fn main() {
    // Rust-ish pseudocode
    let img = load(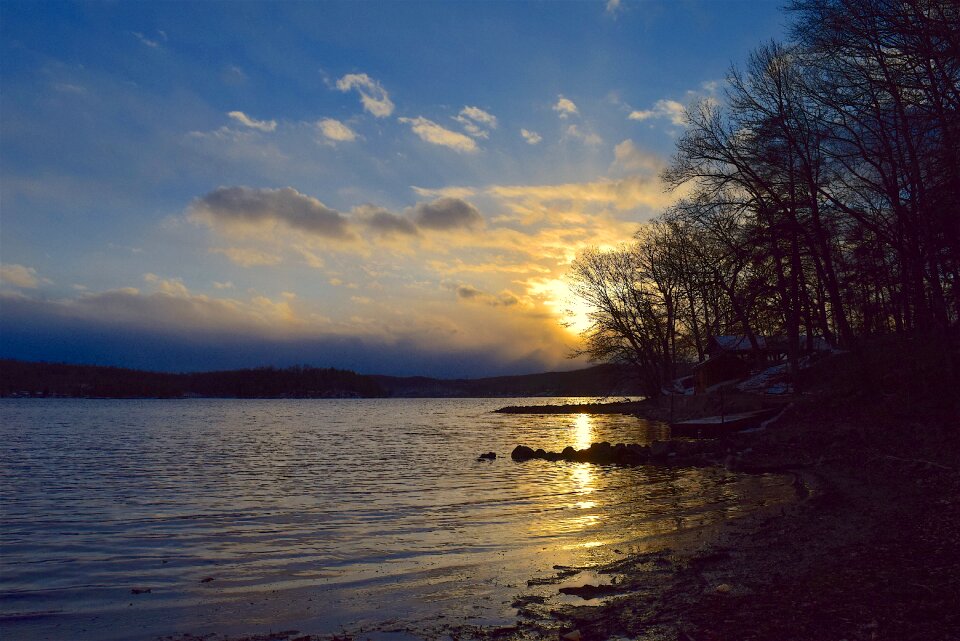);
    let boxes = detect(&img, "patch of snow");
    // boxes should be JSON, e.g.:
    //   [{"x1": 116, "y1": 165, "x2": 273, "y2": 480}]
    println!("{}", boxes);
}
[{"x1": 736, "y1": 363, "x2": 788, "y2": 392}]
